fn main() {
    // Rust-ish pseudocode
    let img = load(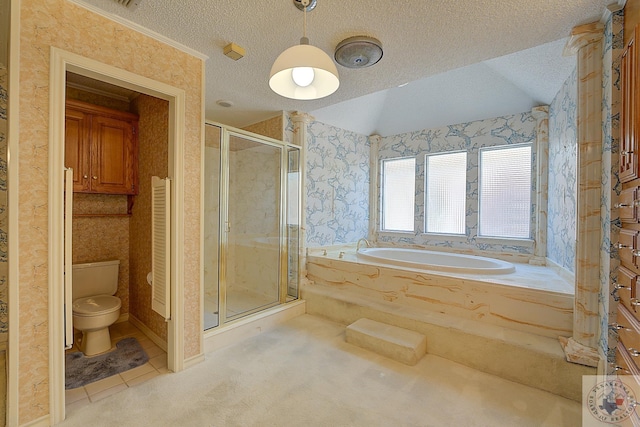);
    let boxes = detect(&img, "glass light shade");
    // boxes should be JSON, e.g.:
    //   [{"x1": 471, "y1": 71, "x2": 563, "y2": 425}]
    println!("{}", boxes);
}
[{"x1": 269, "y1": 44, "x2": 339, "y2": 100}]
